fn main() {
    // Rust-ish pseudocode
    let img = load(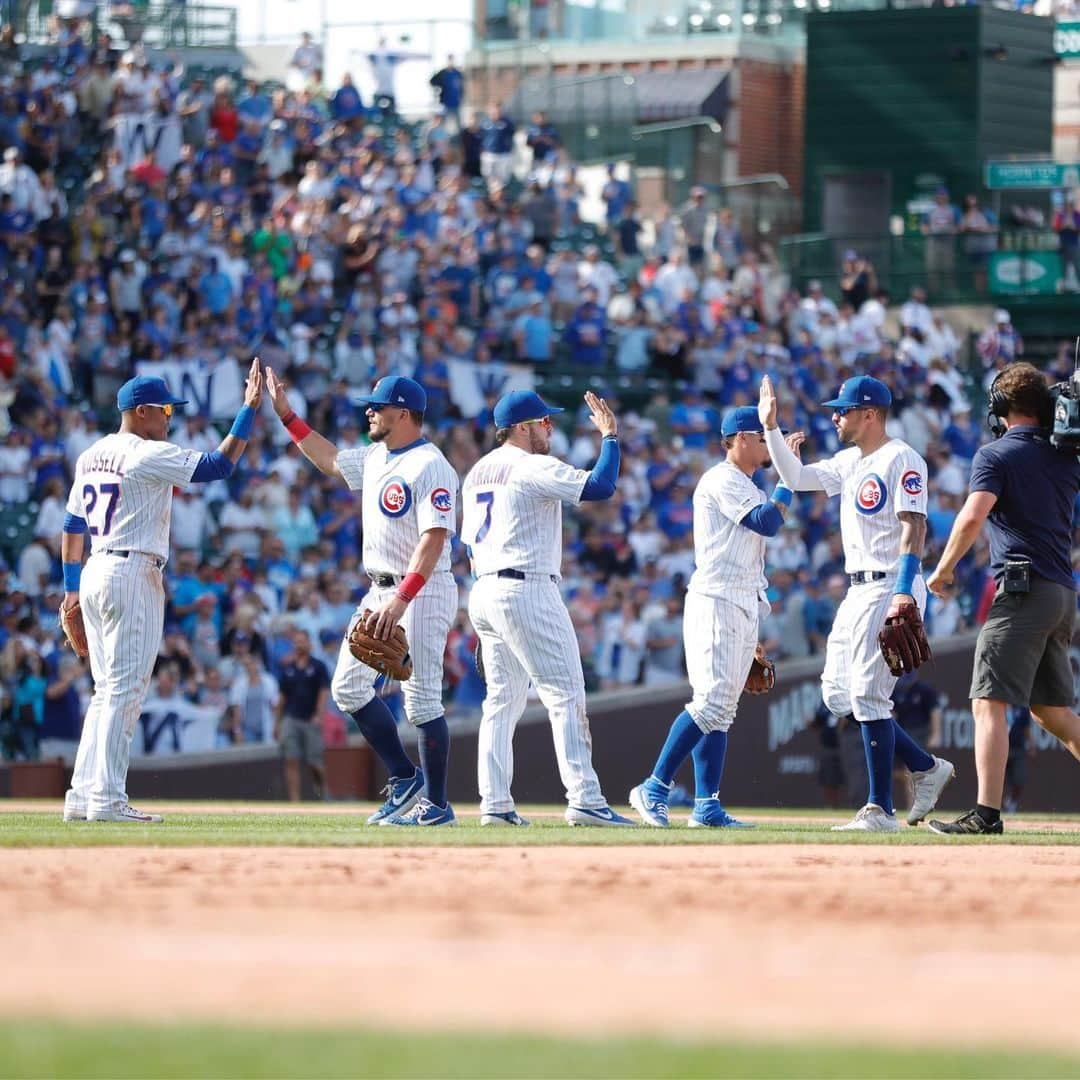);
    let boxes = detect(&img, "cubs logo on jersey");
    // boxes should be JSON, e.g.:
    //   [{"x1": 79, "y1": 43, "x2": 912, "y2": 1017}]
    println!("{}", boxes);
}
[
  {"x1": 901, "y1": 469, "x2": 923, "y2": 496},
  {"x1": 430, "y1": 487, "x2": 452, "y2": 513},
  {"x1": 379, "y1": 476, "x2": 412, "y2": 517},
  {"x1": 855, "y1": 474, "x2": 887, "y2": 515}
]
